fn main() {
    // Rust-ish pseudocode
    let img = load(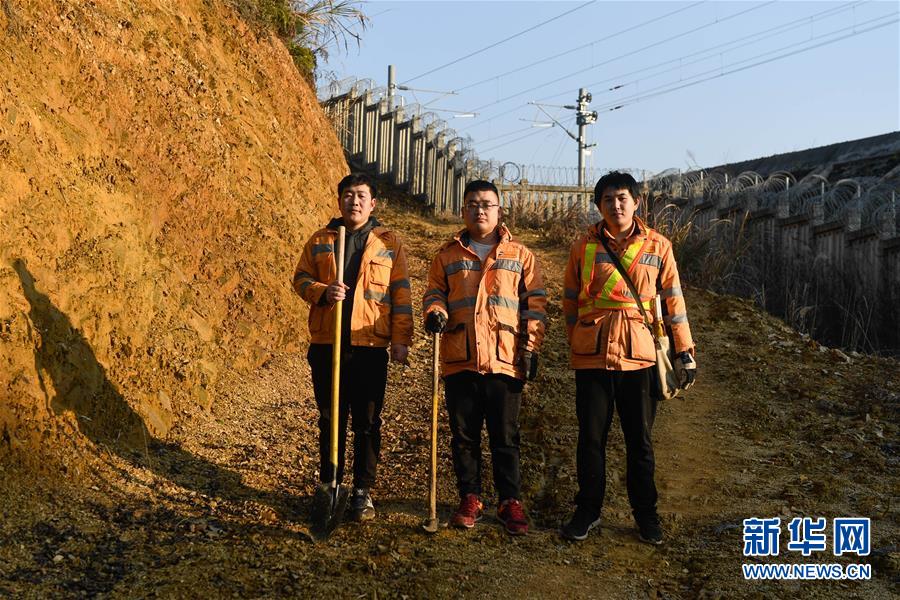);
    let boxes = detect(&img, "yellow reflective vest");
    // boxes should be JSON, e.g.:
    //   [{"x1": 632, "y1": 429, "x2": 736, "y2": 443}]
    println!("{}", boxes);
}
[{"x1": 563, "y1": 217, "x2": 694, "y2": 371}]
